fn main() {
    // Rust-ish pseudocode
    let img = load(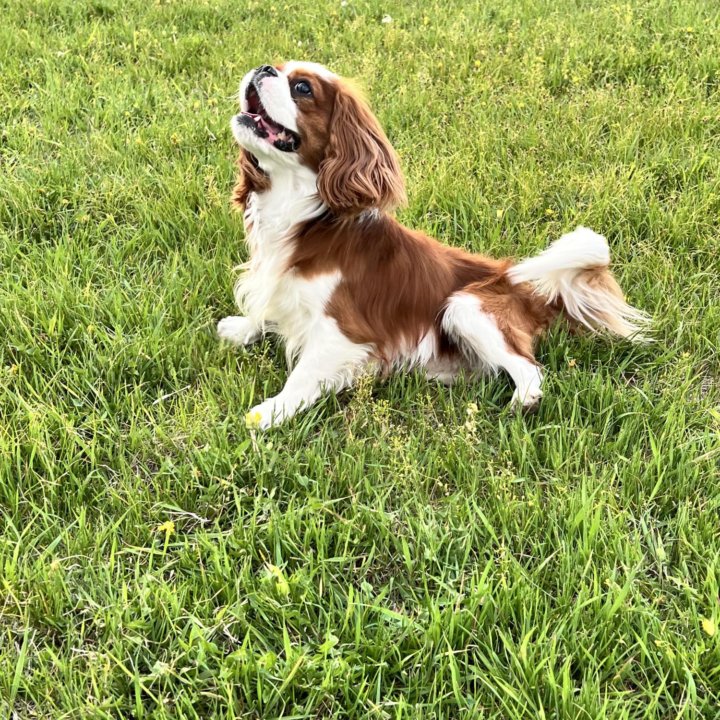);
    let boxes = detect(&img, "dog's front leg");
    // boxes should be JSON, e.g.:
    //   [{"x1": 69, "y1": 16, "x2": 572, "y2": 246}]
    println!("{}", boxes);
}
[
  {"x1": 217, "y1": 316, "x2": 263, "y2": 346},
  {"x1": 247, "y1": 320, "x2": 370, "y2": 429}
]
